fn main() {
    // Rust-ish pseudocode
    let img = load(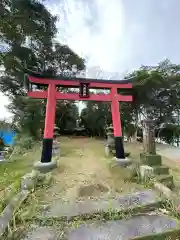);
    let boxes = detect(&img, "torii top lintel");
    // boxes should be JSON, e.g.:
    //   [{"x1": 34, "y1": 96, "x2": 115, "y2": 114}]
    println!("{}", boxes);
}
[
  {"x1": 25, "y1": 69, "x2": 133, "y2": 102},
  {"x1": 25, "y1": 69, "x2": 133, "y2": 89}
]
